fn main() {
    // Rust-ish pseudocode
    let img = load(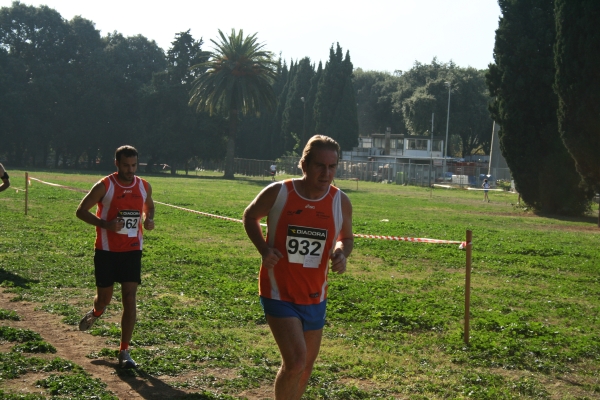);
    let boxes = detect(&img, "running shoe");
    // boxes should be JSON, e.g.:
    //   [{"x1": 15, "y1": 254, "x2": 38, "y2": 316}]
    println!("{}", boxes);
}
[
  {"x1": 118, "y1": 349, "x2": 138, "y2": 369},
  {"x1": 78, "y1": 307, "x2": 105, "y2": 331}
]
